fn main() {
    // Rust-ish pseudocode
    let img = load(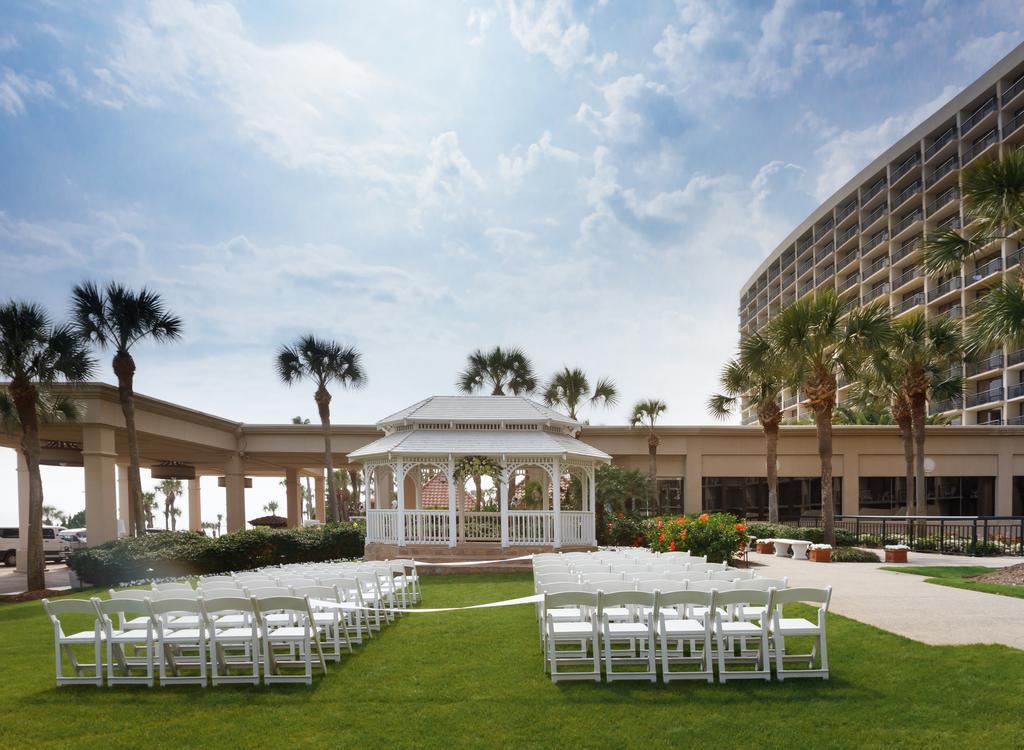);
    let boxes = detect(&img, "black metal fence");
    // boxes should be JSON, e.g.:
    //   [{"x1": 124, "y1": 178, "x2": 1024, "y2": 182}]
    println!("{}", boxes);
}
[{"x1": 805, "y1": 515, "x2": 1024, "y2": 557}]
